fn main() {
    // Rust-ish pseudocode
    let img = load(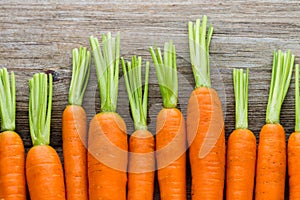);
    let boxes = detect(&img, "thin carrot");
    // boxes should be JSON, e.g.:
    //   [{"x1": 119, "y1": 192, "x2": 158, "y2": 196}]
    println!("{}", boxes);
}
[
  {"x1": 150, "y1": 41, "x2": 186, "y2": 200},
  {"x1": 187, "y1": 16, "x2": 225, "y2": 199},
  {"x1": 89, "y1": 32, "x2": 128, "y2": 200},
  {"x1": 63, "y1": 47, "x2": 90, "y2": 200},
  {"x1": 288, "y1": 64, "x2": 300, "y2": 200},
  {"x1": 0, "y1": 68, "x2": 26, "y2": 200},
  {"x1": 122, "y1": 55, "x2": 155, "y2": 200},
  {"x1": 255, "y1": 50, "x2": 294, "y2": 199},
  {"x1": 226, "y1": 68, "x2": 256, "y2": 199},
  {"x1": 26, "y1": 73, "x2": 66, "y2": 200}
]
